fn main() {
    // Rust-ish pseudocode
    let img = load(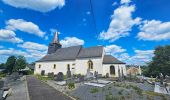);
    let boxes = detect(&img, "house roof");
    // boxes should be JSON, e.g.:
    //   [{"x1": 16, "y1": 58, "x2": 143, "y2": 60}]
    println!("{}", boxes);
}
[
  {"x1": 37, "y1": 45, "x2": 104, "y2": 62},
  {"x1": 77, "y1": 46, "x2": 103, "y2": 58},
  {"x1": 103, "y1": 55, "x2": 125, "y2": 64}
]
